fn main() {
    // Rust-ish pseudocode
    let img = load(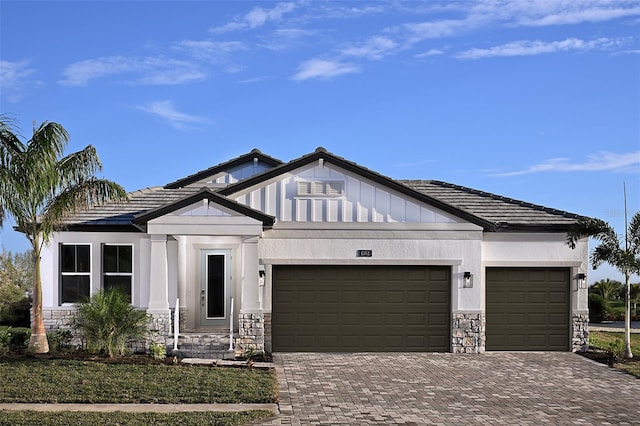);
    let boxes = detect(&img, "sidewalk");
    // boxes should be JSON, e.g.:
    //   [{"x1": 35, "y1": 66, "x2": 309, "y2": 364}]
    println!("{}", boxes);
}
[{"x1": 589, "y1": 321, "x2": 640, "y2": 333}]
